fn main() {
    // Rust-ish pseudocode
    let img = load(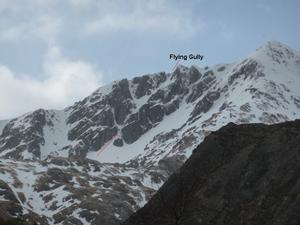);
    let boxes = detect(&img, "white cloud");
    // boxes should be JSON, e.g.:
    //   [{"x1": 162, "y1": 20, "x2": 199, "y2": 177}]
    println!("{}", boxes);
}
[
  {"x1": 0, "y1": 15, "x2": 61, "y2": 42},
  {"x1": 85, "y1": 11, "x2": 197, "y2": 37},
  {"x1": 0, "y1": 45, "x2": 103, "y2": 119},
  {"x1": 0, "y1": 0, "x2": 62, "y2": 42},
  {"x1": 83, "y1": 0, "x2": 203, "y2": 38},
  {"x1": 0, "y1": 0, "x2": 202, "y2": 41}
]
